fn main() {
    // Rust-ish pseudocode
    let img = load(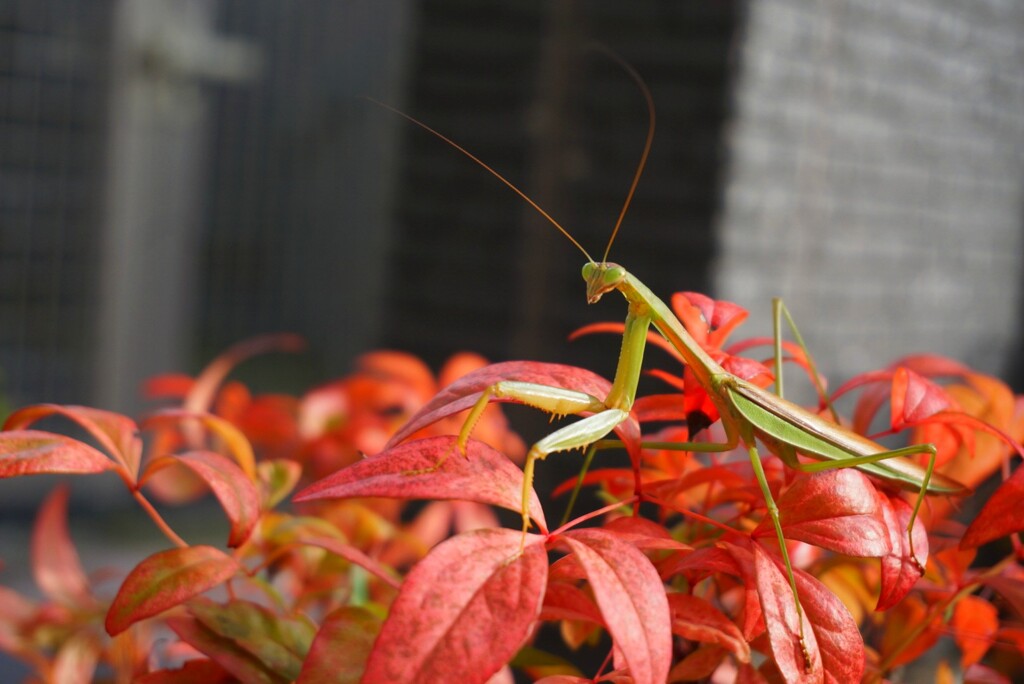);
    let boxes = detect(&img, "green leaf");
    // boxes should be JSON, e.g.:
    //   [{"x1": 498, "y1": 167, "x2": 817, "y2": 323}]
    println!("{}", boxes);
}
[{"x1": 187, "y1": 597, "x2": 315, "y2": 682}]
